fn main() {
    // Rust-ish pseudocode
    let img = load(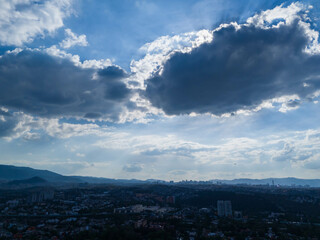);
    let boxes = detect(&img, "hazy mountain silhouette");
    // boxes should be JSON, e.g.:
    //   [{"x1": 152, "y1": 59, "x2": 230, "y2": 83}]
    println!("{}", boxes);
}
[
  {"x1": 1, "y1": 164, "x2": 320, "y2": 187},
  {"x1": 0, "y1": 164, "x2": 144, "y2": 185},
  {"x1": 0, "y1": 164, "x2": 80, "y2": 183},
  {"x1": 7, "y1": 176, "x2": 47, "y2": 185}
]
